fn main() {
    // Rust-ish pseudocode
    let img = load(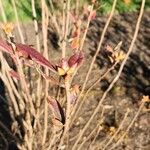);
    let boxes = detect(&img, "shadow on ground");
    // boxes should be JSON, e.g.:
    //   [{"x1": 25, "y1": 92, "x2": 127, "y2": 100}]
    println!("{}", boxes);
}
[{"x1": 87, "y1": 11, "x2": 150, "y2": 101}]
